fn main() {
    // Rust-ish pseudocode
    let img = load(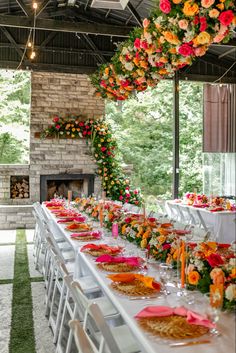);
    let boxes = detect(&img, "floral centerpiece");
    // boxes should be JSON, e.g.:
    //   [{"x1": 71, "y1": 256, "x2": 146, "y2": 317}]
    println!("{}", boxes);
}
[
  {"x1": 185, "y1": 192, "x2": 196, "y2": 205},
  {"x1": 40, "y1": 115, "x2": 142, "y2": 206},
  {"x1": 187, "y1": 241, "x2": 236, "y2": 310}
]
